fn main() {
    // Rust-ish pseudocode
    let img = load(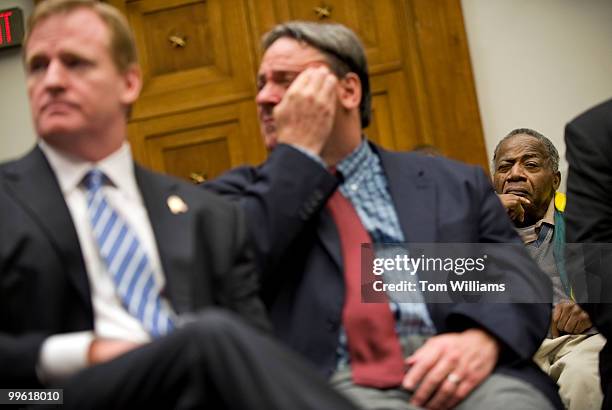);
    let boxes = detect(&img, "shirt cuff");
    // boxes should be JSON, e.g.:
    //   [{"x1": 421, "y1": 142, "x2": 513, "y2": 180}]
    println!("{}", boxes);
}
[
  {"x1": 37, "y1": 331, "x2": 94, "y2": 385},
  {"x1": 288, "y1": 144, "x2": 327, "y2": 168}
]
